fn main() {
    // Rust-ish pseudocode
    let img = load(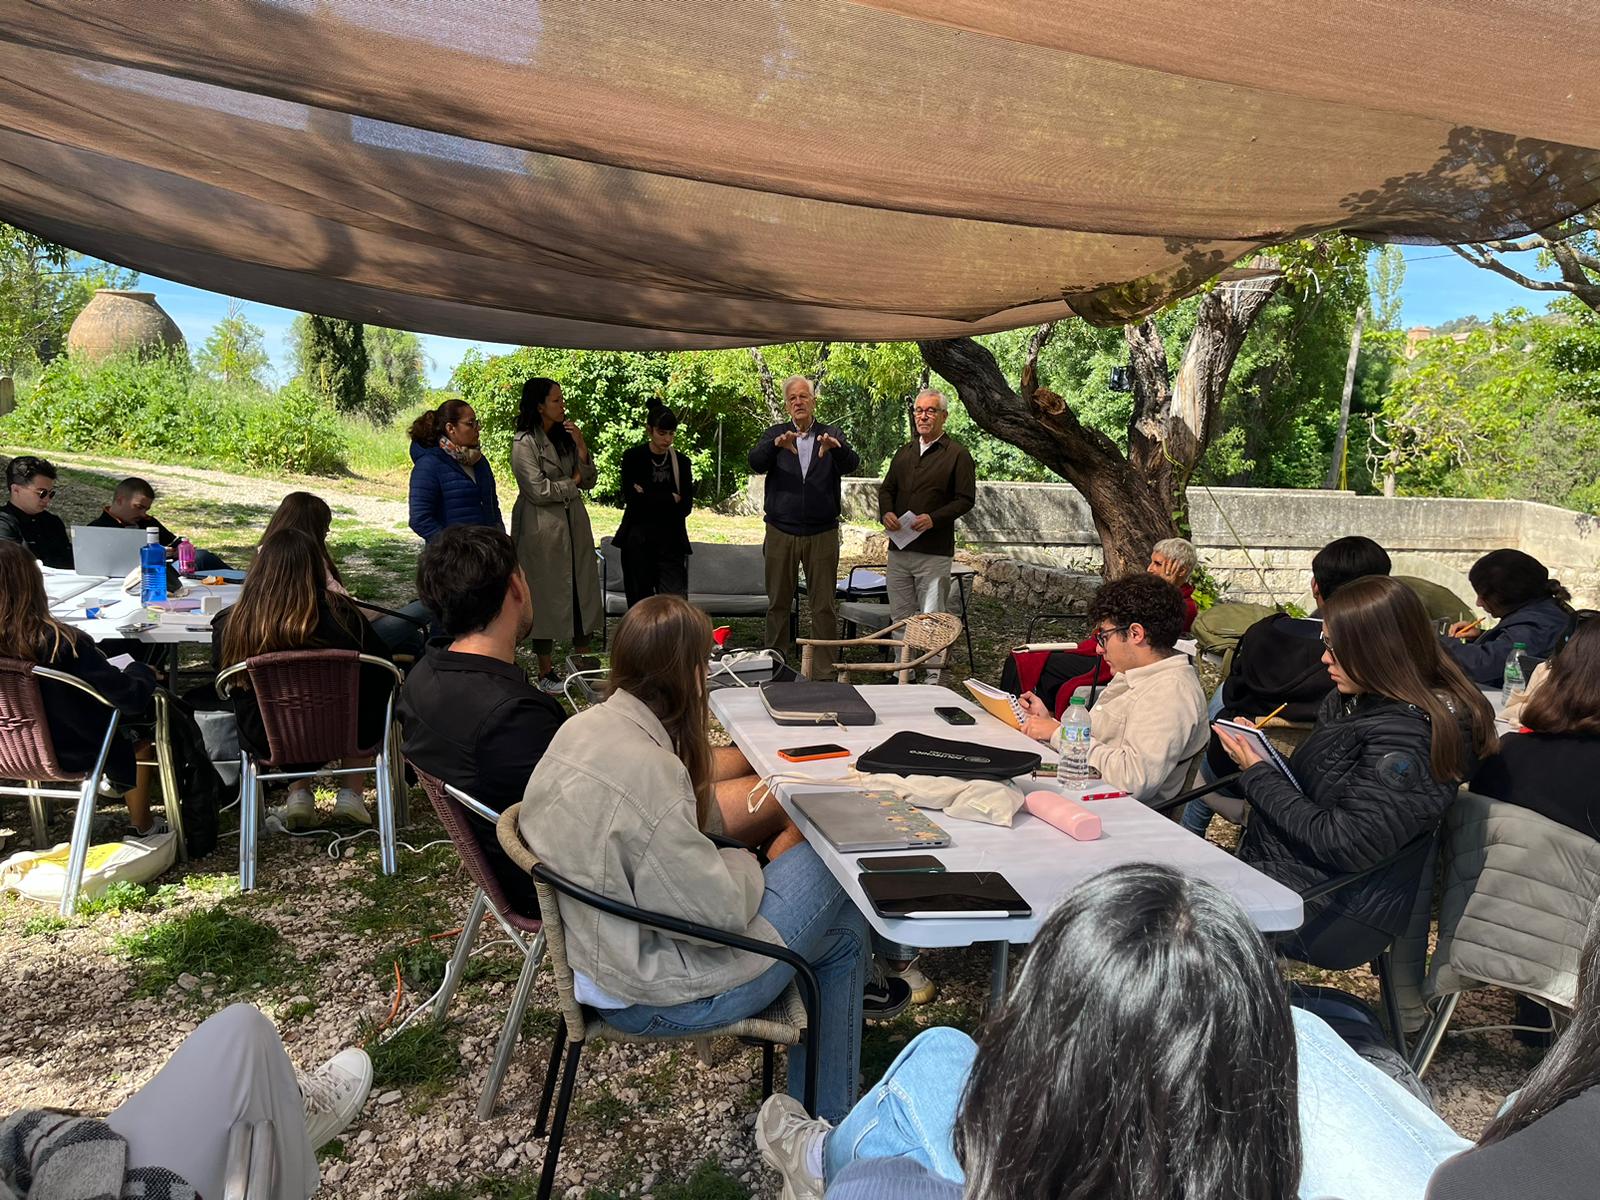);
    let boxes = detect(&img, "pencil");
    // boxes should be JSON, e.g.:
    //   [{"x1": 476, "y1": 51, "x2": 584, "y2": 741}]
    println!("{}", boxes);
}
[
  {"x1": 1458, "y1": 617, "x2": 1484, "y2": 635},
  {"x1": 1259, "y1": 702, "x2": 1288, "y2": 726}
]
